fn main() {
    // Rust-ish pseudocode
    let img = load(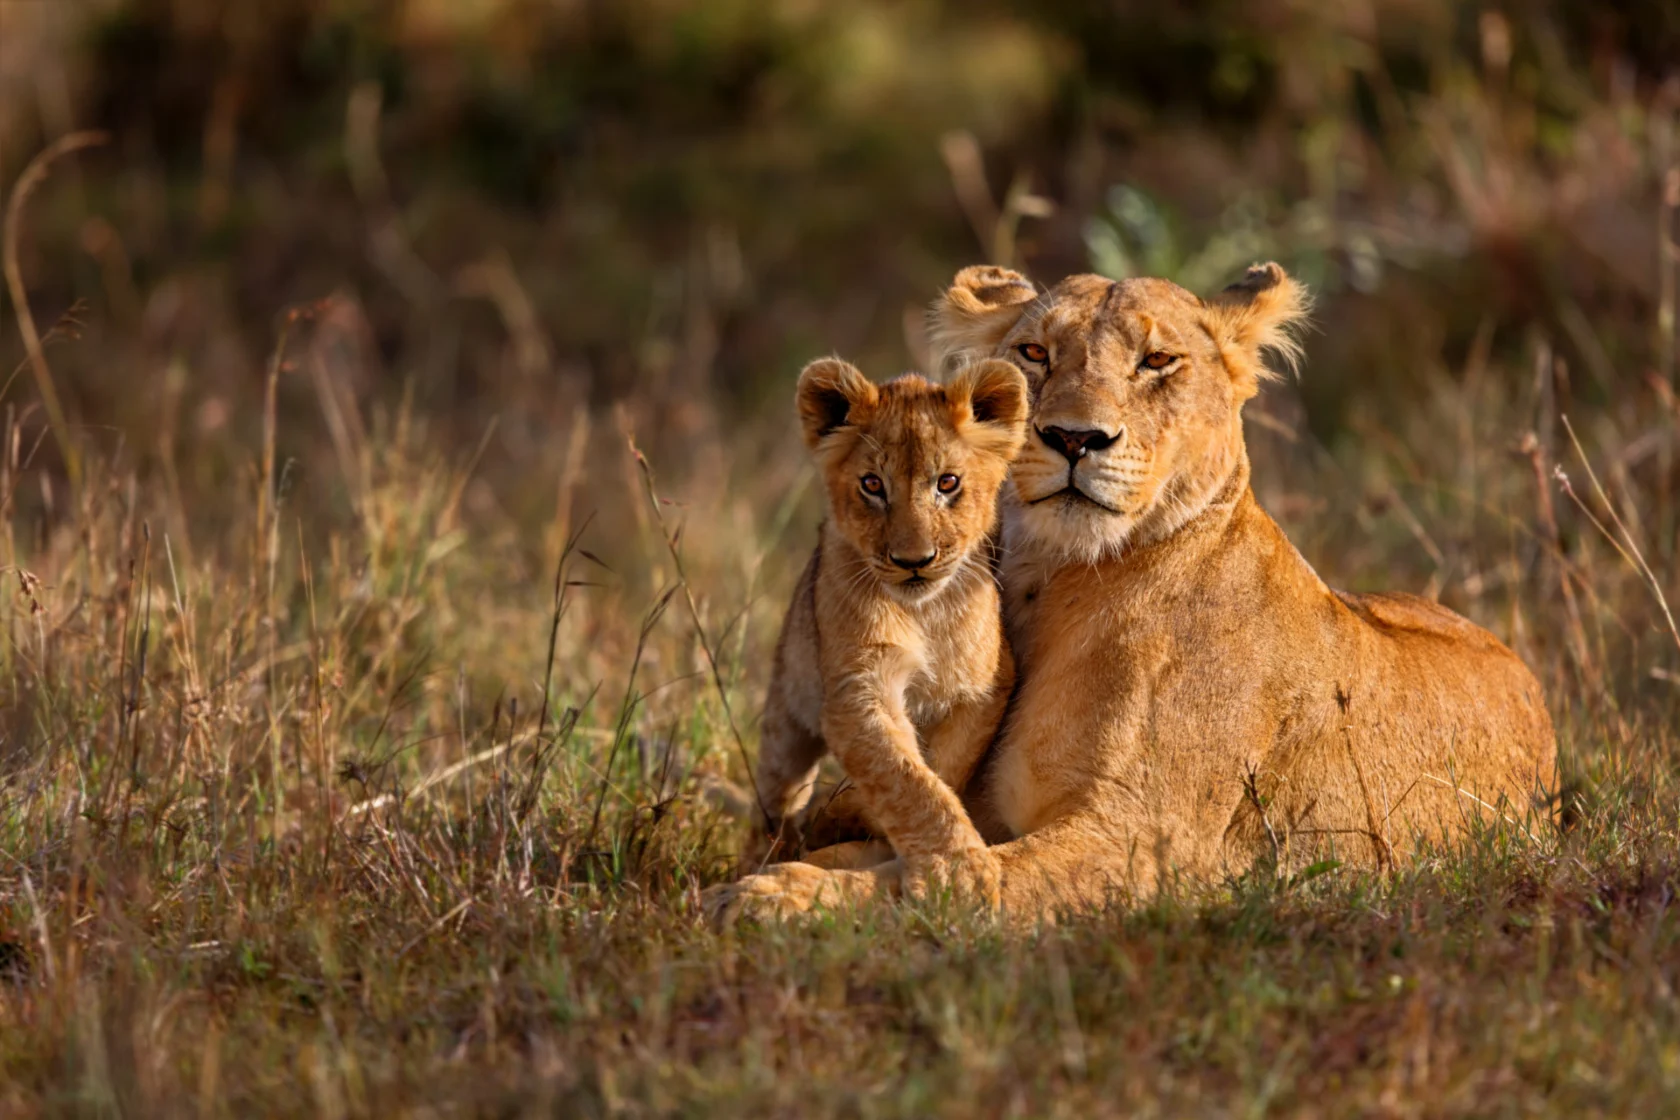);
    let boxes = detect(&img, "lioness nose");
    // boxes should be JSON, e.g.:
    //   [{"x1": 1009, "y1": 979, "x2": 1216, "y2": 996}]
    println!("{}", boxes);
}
[
  {"x1": 889, "y1": 552, "x2": 937, "y2": 571},
  {"x1": 1039, "y1": 426, "x2": 1115, "y2": 463}
]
